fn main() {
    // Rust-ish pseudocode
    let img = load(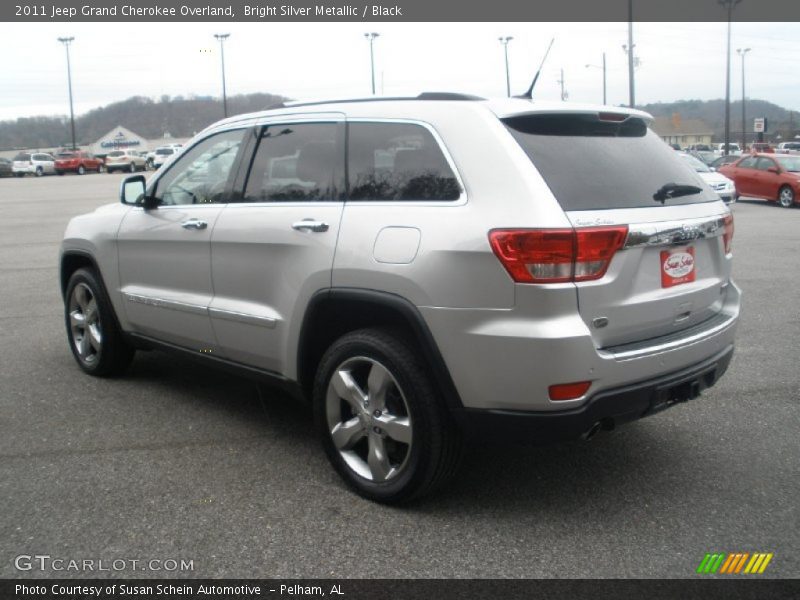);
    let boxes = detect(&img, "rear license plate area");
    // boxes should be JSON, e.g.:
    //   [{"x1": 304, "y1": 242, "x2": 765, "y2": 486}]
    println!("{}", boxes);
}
[{"x1": 661, "y1": 245, "x2": 696, "y2": 288}]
